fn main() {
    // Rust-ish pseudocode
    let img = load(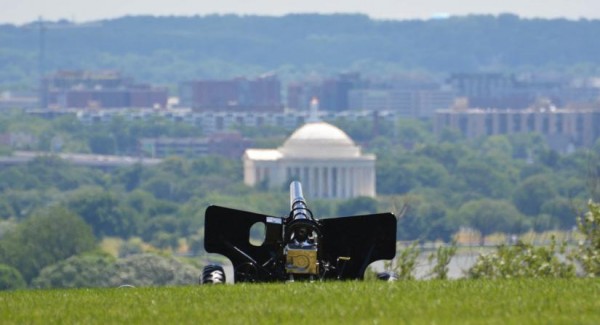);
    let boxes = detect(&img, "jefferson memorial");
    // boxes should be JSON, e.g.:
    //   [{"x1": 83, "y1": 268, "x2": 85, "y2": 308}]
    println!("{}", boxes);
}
[{"x1": 243, "y1": 99, "x2": 376, "y2": 199}]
